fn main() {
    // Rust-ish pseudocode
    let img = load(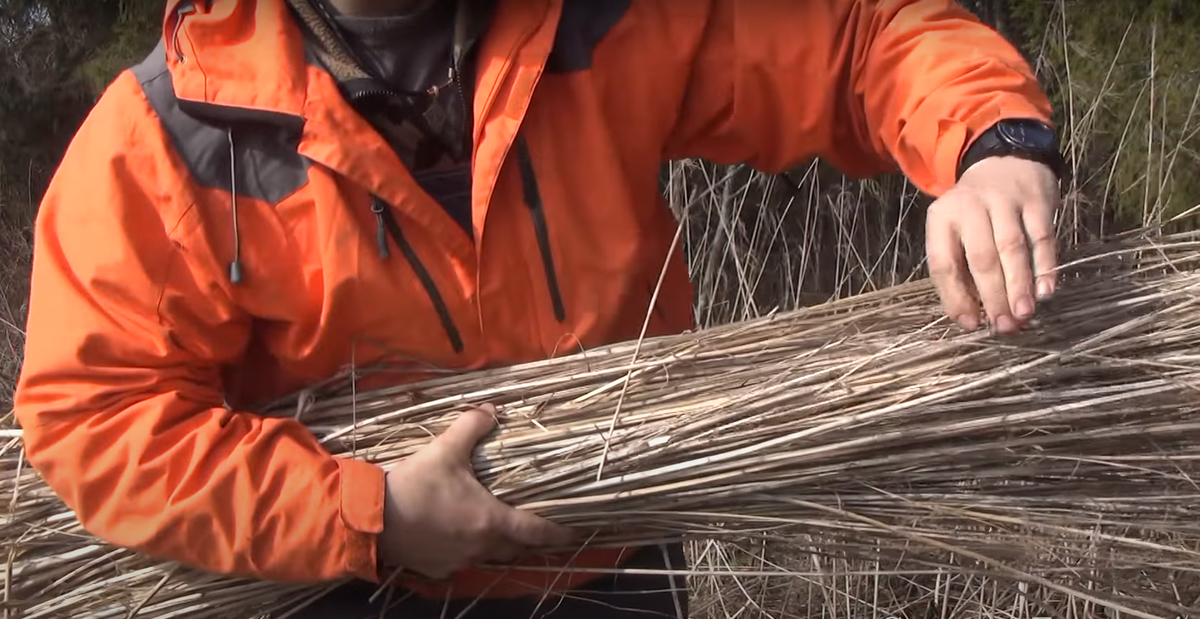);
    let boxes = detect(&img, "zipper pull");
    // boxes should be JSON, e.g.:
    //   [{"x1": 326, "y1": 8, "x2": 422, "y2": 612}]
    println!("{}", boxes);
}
[
  {"x1": 370, "y1": 198, "x2": 391, "y2": 259},
  {"x1": 171, "y1": 1, "x2": 197, "y2": 63}
]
